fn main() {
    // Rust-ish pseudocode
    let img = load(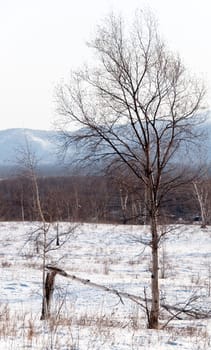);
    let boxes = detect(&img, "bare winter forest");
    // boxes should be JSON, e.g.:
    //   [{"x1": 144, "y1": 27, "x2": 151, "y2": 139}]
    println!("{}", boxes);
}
[{"x1": 0, "y1": 173, "x2": 209, "y2": 224}]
